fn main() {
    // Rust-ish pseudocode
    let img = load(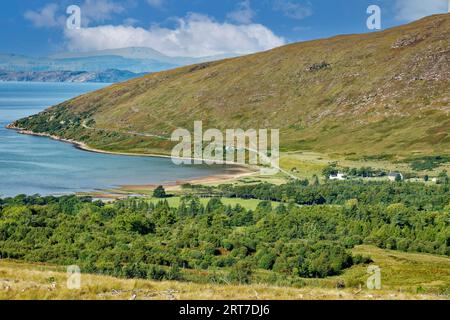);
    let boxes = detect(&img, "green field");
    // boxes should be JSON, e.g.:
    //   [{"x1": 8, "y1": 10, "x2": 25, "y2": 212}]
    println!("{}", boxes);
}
[{"x1": 147, "y1": 196, "x2": 281, "y2": 211}]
